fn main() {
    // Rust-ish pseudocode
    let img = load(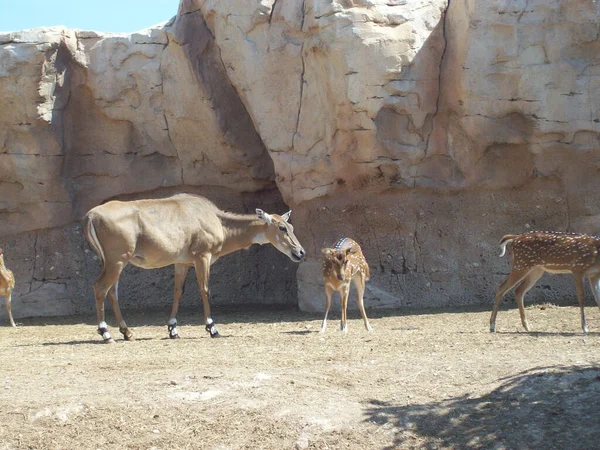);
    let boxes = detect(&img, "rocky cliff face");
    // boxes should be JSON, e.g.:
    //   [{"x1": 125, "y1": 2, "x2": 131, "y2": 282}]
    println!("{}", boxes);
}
[
  {"x1": 0, "y1": 17, "x2": 294, "y2": 319},
  {"x1": 1, "y1": 0, "x2": 599, "y2": 320}
]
